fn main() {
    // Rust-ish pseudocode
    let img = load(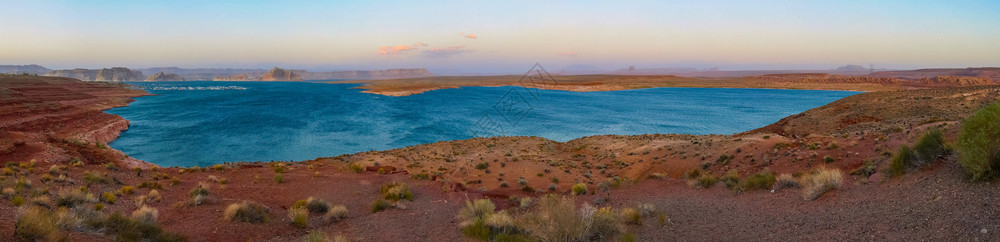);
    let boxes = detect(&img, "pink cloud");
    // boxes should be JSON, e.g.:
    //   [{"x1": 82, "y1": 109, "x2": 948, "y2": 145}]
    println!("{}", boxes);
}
[
  {"x1": 421, "y1": 46, "x2": 473, "y2": 58},
  {"x1": 558, "y1": 51, "x2": 578, "y2": 57},
  {"x1": 376, "y1": 43, "x2": 427, "y2": 55},
  {"x1": 460, "y1": 33, "x2": 477, "y2": 39}
]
